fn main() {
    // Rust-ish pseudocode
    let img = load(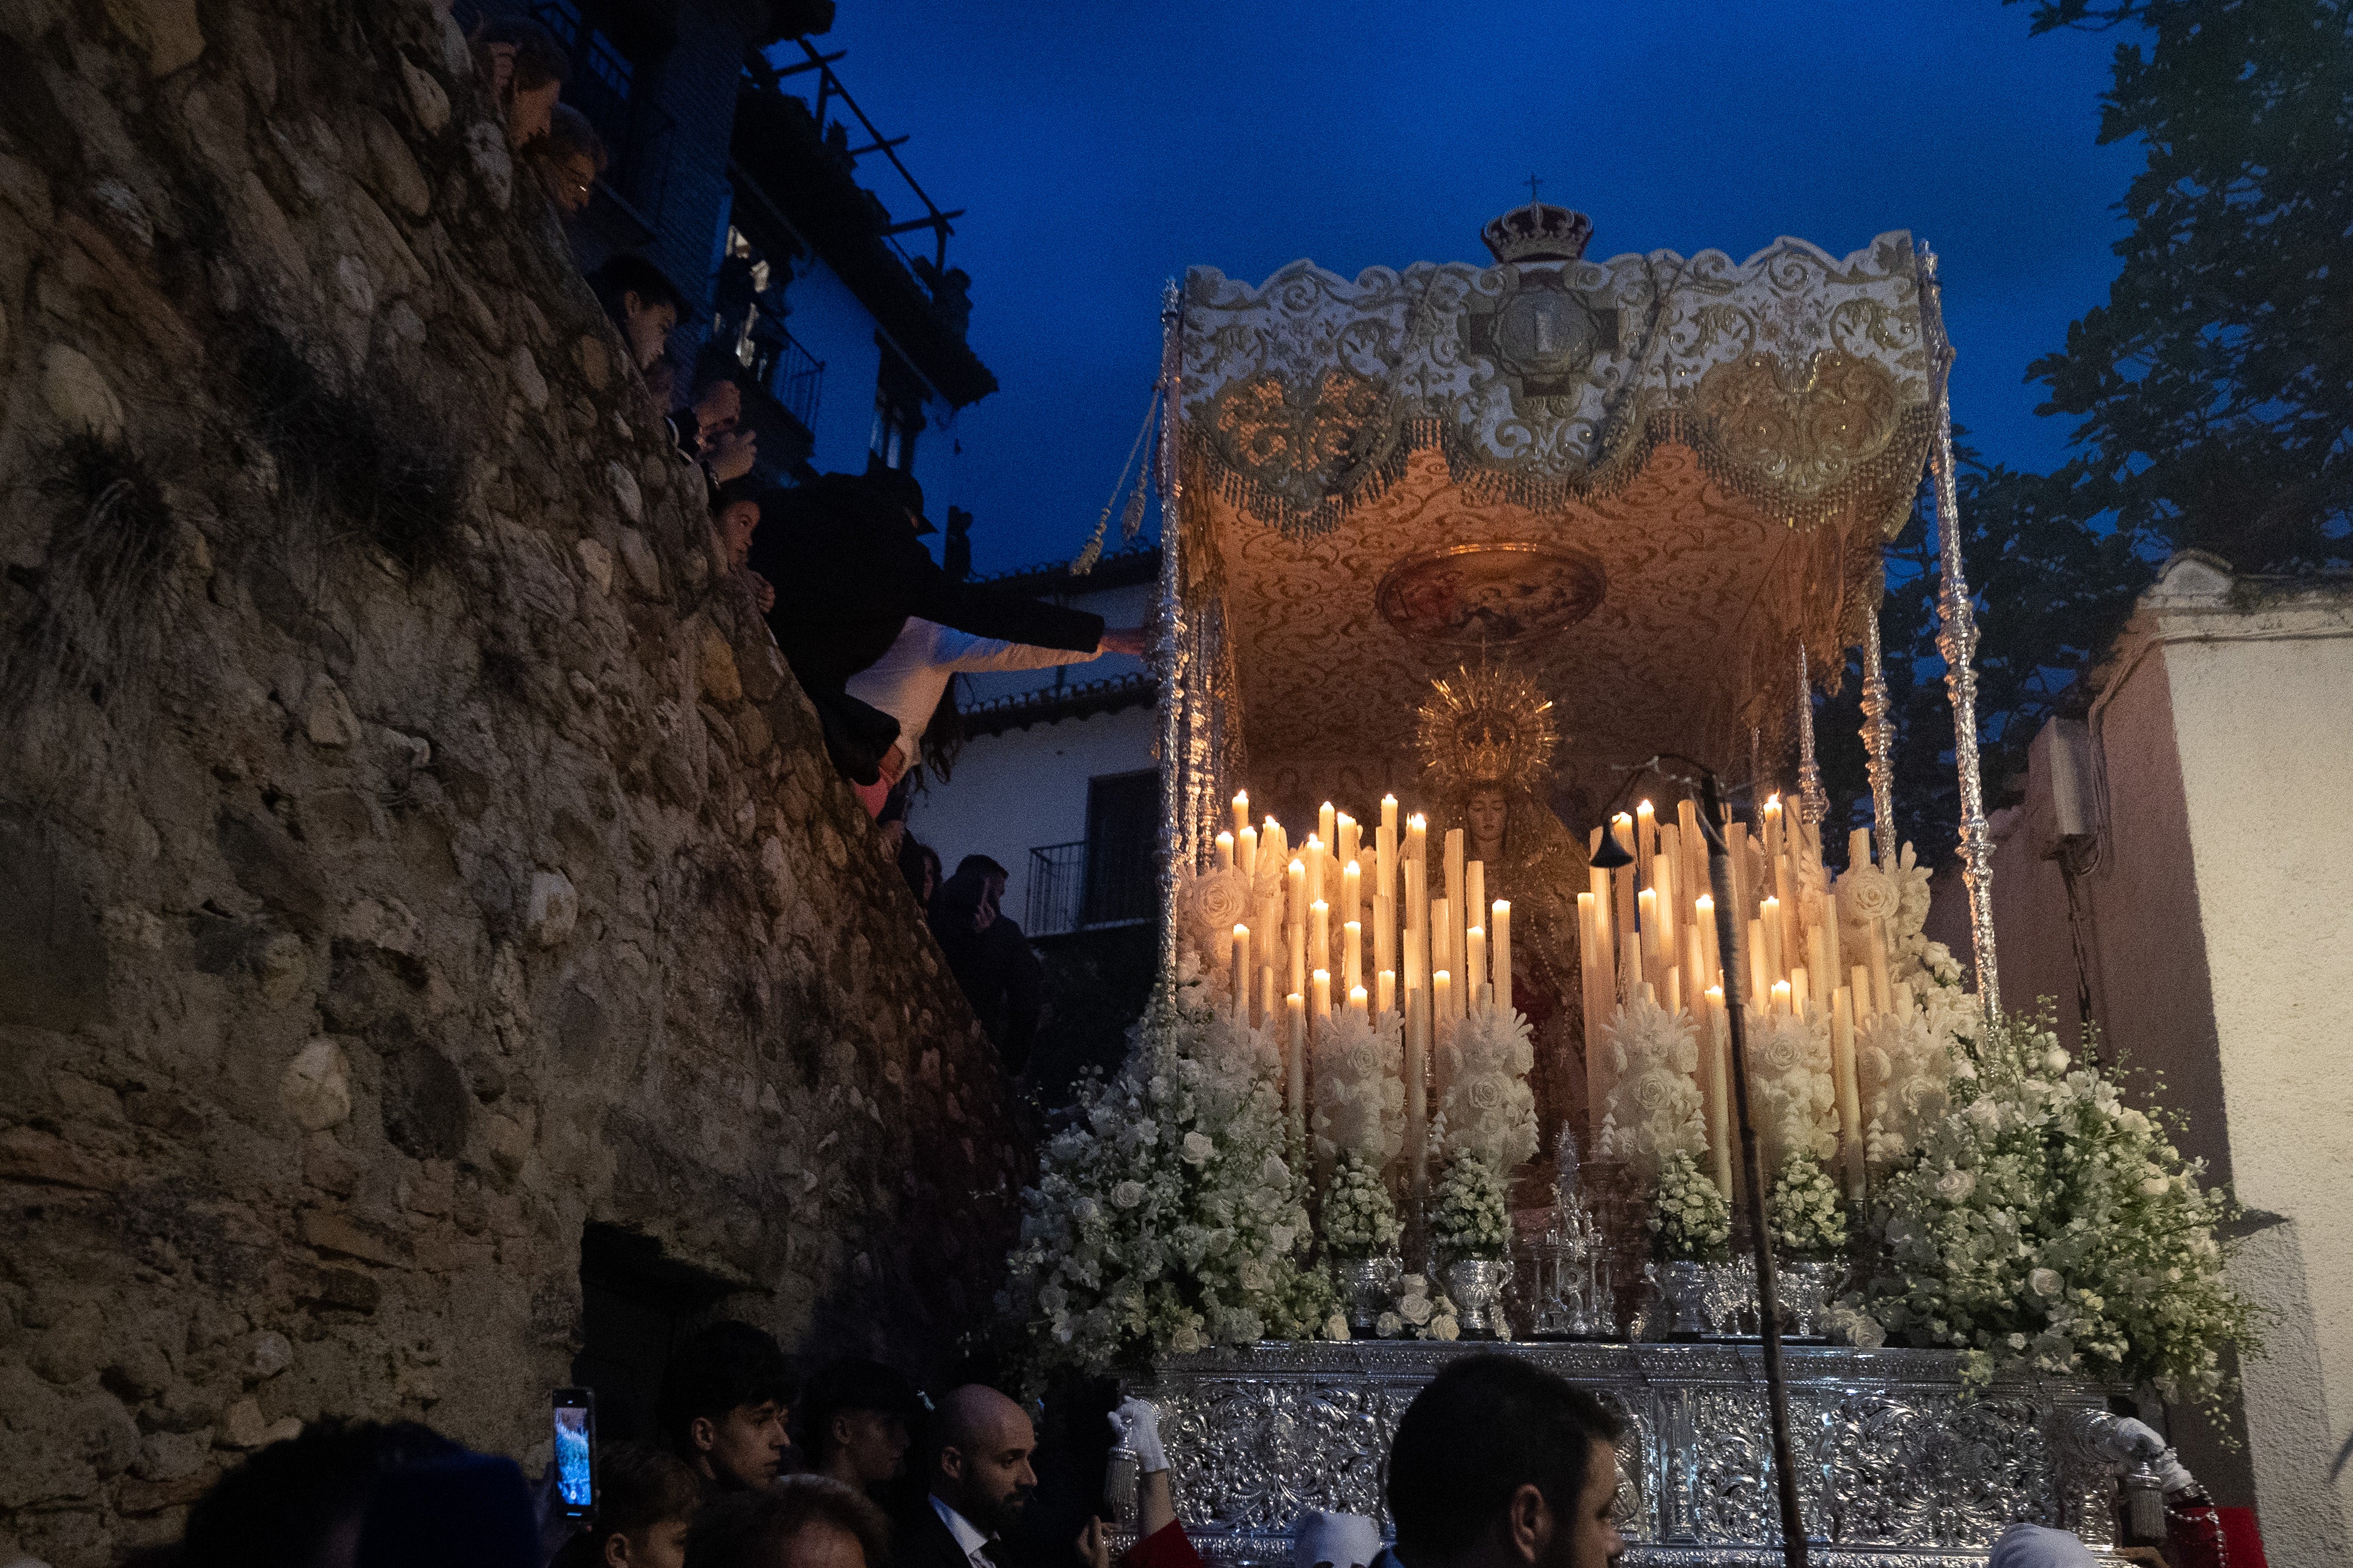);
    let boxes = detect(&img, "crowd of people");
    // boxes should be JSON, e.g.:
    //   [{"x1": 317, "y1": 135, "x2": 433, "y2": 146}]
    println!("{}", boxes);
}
[
  {"x1": 468, "y1": 14, "x2": 1141, "y2": 1076},
  {"x1": 132, "y1": 1347, "x2": 1647, "y2": 1568}
]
